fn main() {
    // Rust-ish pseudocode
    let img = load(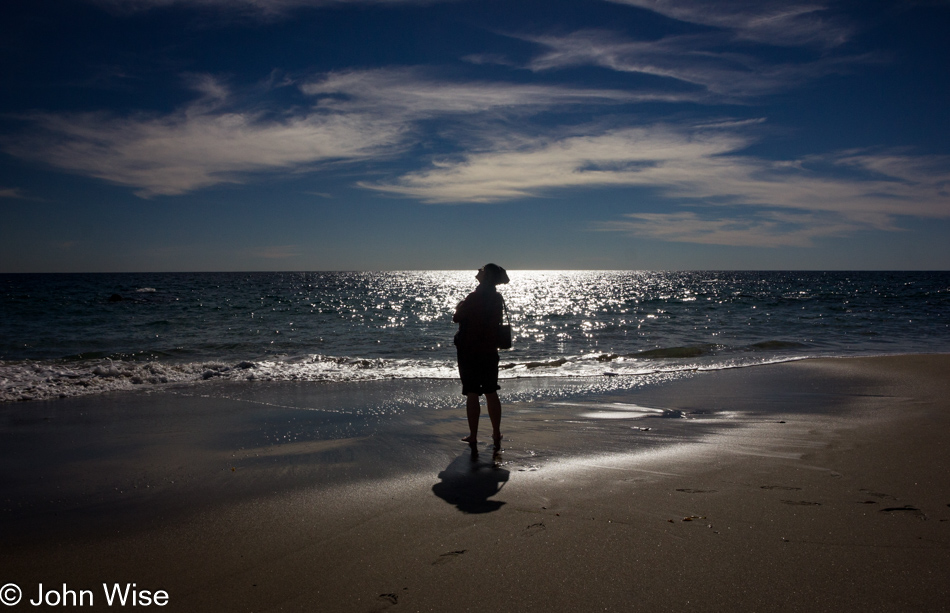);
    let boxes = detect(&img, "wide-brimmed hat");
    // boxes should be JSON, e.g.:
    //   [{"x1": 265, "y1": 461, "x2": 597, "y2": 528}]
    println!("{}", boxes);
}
[{"x1": 481, "y1": 263, "x2": 509, "y2": 285}]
